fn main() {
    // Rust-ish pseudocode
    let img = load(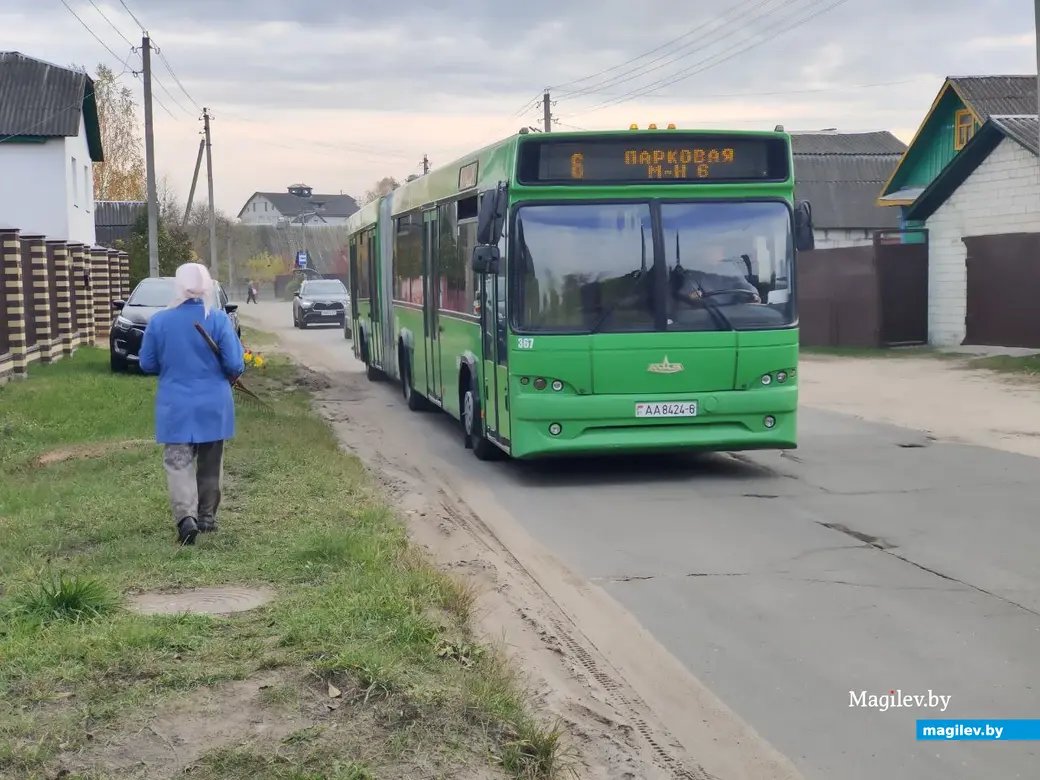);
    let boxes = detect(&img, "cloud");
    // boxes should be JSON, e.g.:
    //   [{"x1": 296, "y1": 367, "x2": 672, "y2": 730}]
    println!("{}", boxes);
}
[{"x1": 0, "y1": 0, "x2": 1034, "y2": 215}]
